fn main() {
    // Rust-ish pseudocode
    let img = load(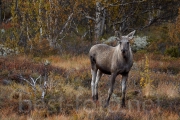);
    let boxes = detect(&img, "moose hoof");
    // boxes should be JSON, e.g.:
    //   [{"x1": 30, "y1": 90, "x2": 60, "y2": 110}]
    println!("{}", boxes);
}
[
  {"x1": 95, "y1": 94, "x2": 98, "y2": 100},
  {"x1": 104, "y1": 102, "x2": 109, "y2": 108},
  {"x1": 92, "y1": 94, "x2": 98, "y2": 102},
  {"x1": 121, "y1": 103, "x2": 126, "y2": 108}
]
